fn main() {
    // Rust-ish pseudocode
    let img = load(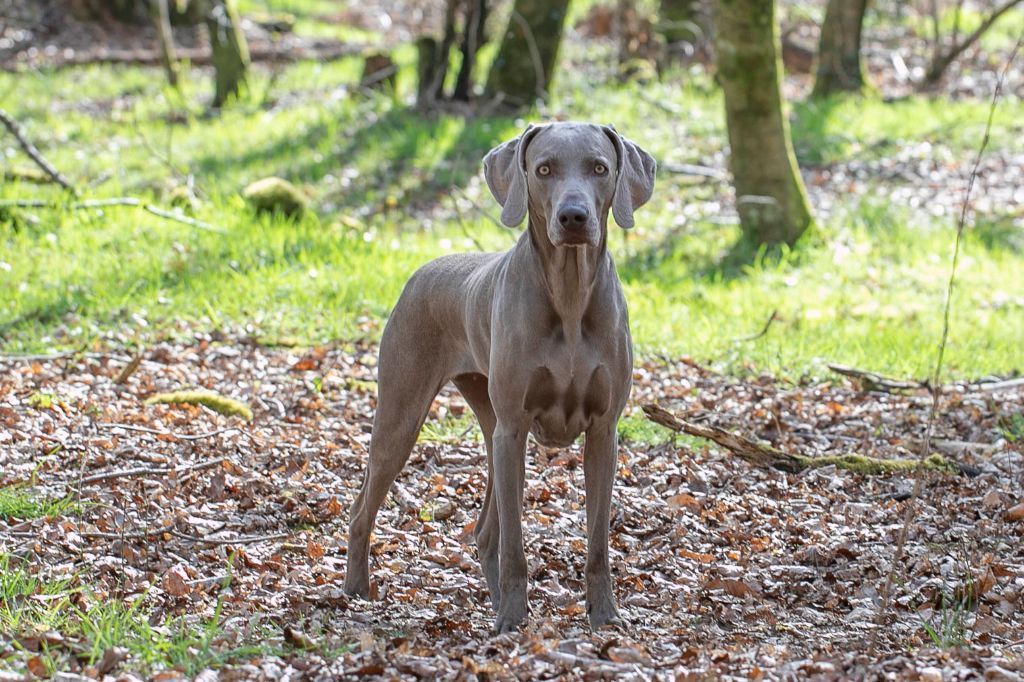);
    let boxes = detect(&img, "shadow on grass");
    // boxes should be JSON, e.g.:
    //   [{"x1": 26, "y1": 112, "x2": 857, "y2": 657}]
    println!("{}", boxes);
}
[{"x1": 195, "y1": 98, "x2": 516, "y2": 220}]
